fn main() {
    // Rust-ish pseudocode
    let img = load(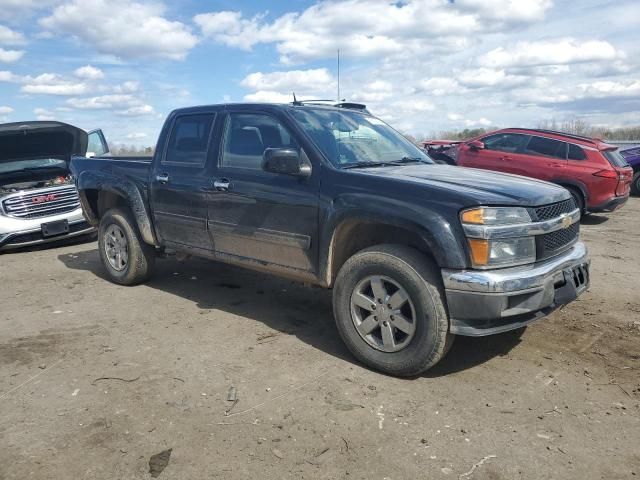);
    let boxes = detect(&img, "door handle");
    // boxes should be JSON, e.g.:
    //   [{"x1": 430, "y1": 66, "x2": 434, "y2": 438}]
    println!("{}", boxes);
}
[
  {"x1": 213, "y1": 179, "x2": 230, "y2": 191},
  {"x1": 156, "y1": 173, "x2": 170, "y2": 184},
  {"x1": 549, "y1": 162, "x2": 564, "y2": 168},
  {"x1": 500, "y1": 156, "x2": 513, "y2": 161}
]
